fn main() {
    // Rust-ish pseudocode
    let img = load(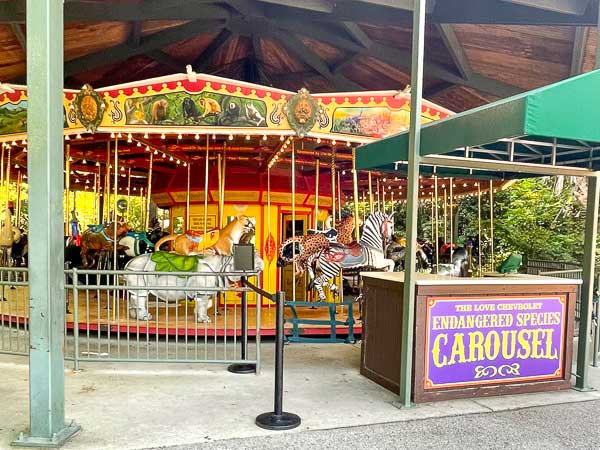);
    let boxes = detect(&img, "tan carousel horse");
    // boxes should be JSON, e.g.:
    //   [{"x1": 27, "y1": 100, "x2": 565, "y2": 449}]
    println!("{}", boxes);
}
[{"x1": 155, "y1": 215, "x2": 255, "y2": 256}]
